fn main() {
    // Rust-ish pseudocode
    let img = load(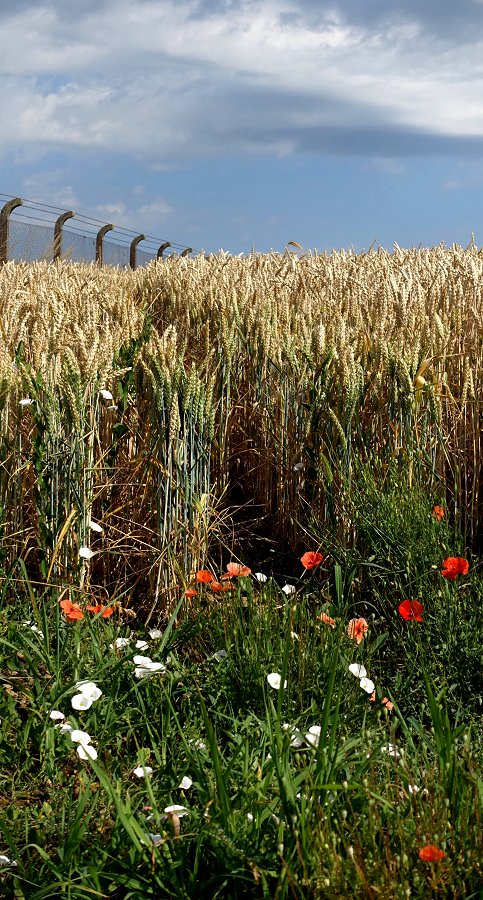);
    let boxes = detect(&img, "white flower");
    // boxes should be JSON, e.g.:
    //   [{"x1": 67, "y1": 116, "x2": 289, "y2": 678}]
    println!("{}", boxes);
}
[
  {"x1": 56, "y1": 723, "x2": 73, "y2": 734},
  {"x1": 75, "y1": 681, "x2": 102, "y2": 701},
  {"x1": 71, "y1": 693, "x2": 93, "y2": 711},
  {"x1": 19, "y1": 398, "x2": 34, "y2": 407},
  {"x1": 0, "y1": 855, "x2": 17, "y2": 867},
  {"x1": 359, "y1": 677, "x2": 375, "y2": 694},
  {"x1": 134, "y1": 765, "x2": 153, "y2": 778},
  {"x1": 135, "y1": 640, "x2": 150, "y2": 651},
  {"x1": 408, "y1": 784, "x2": 419, "y2": 794},
  {"x1": 281, "y1": 584, "x2": 295, "y2": 595},
  {"x1": 293, "y1": 462, "x2": 304, "y2": 472},
  {"x1": 88, "y1": 519, "x2": 103, "y2": 534},
  {"x1": 110, "y1": 637, "x2": 130, "y2": 649},
  {"x1": 213, "y1": 649, "x2": 227, "y2": 661},
  {"x1": 382, "y1": 743, "x2": 402, "y2": 759},
  {"x1": 77, "y1": 743, "x2": 98, "y2": 761},
  {"x1": 282, "y1": 723, "x2": 303, "y2": 748},
  {"x1": 49, "y1": 710, "x2": 65, "y2": 721},
  {"x1": 305, "y1": 725, "x2": 322, "y2": 747},
  {"x1": 23, "y1": 621, "x2": 44, "y2": 636},
  {"x1": 246, "y1": 812, "x2": 254, "y2": 822},
  {"x1": 267, "y1": 672, "x2": 287, "y2": 690},
  {"x1": 148, "y1": 629, "x2": 163, "y2": 639},
  {"x1": 255, "y1": 572, "x2": 267, "y2": 582},
  {"x1": 133, "y1": 655, "x2": 166, "y2": 679},
  {"x1": 178, "y1": 776, "x2": 193, "y2": 790},
  {"x1": 99, "y1": 389, "x2": 114, "y2": 401},
  {"x1": 349, "y1": 664, "x2": 367, "y2": 678},
  {"x1": 79, "y1": 546, "x2": 94, "y2": 560},
  {"x1": 70, "y1": 729, "x2": 92, "y2": 745},
  {"x1": 290, "y1": 631, "x2": 299, "y2": 641},
  {"x1": 107, "y1": 404, "x2": 117, "y2": 411},
  {"x1": 163, "y1": 805, "x2": 188, "y2": 817},
  {"x1": 188, "y1": 739, "x2": 206, "y2": 750}
]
